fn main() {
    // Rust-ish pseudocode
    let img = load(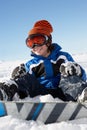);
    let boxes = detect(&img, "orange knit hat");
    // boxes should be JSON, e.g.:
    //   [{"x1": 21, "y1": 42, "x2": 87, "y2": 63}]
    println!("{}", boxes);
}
[{"x1": 28, "y1": 20, "x2": 53, "y2": 36}]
